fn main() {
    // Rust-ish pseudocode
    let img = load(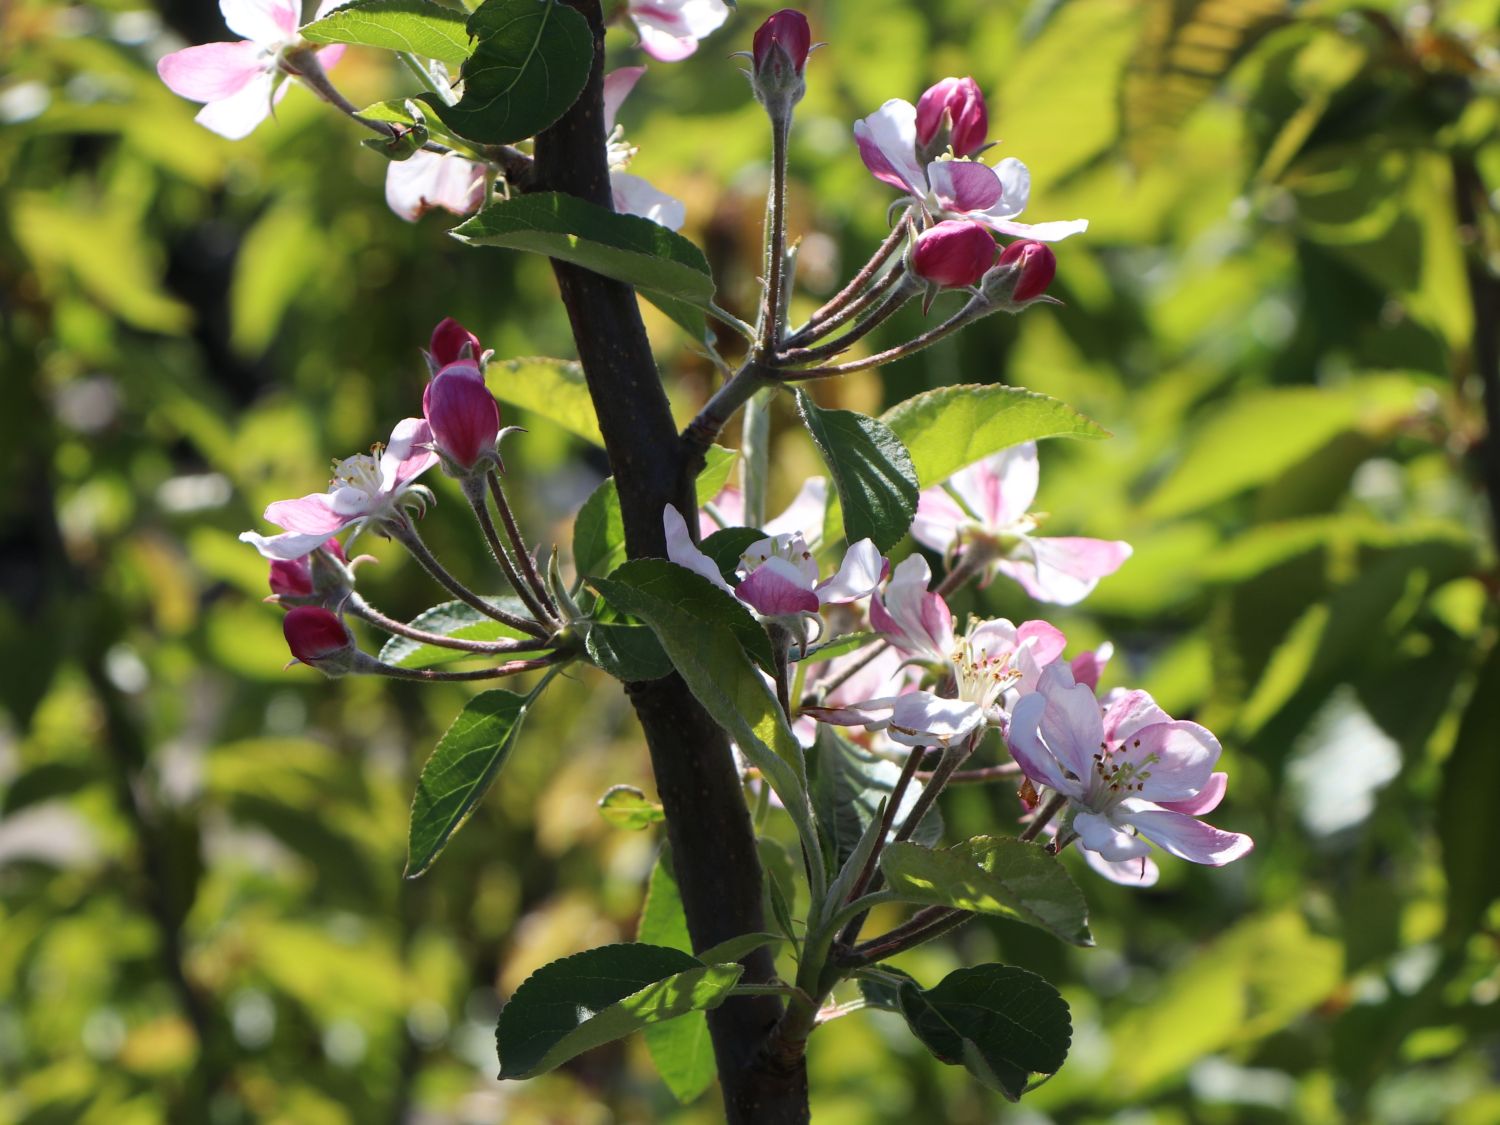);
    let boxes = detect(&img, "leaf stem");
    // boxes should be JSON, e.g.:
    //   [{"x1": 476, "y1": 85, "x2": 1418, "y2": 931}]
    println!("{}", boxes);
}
[
  {"x1": 776, "y1": 277, "x2": 917, "y2": 367},
  {"x1": 791, "y1": 211, "x2": 912, "y2": 342},
  {"x1": 782, "y1": 296, "x2": 992, "y2": 380},
  {"x1": 1019, "y1": 791, "x2": 1068, "y2": 844},
  {"x1": 759, "y1": 115, "x2": 792, "y2": 355},
  {"x1": 361, "y1": 653, "x2": 565, "y2": 681},
  {"x1": 835, "y1": 746, "x2": 925, "y2": 947},
  {"x1": 841, "y1": 905, "x2": 970, "y2": 968}
]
